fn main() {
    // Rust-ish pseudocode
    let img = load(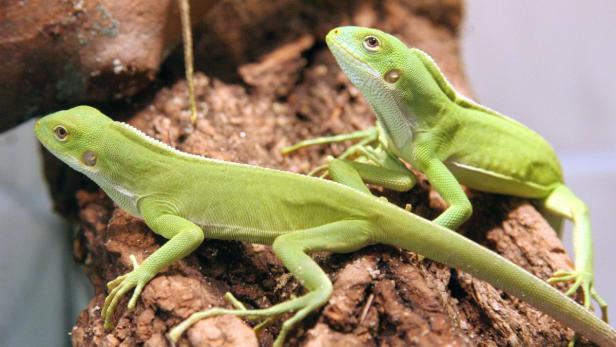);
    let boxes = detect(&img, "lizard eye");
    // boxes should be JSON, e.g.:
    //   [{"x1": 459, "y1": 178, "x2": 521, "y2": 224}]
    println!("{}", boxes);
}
[
  {"x1": 363, "y1": 36, "x2": 380, "y2": 52},
  {"x1": 53, "y1": 125, "x2": 69, "y2": 141},
  {"x1": 82, "y1": 150, "x2": 97, "y2": 166}
]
